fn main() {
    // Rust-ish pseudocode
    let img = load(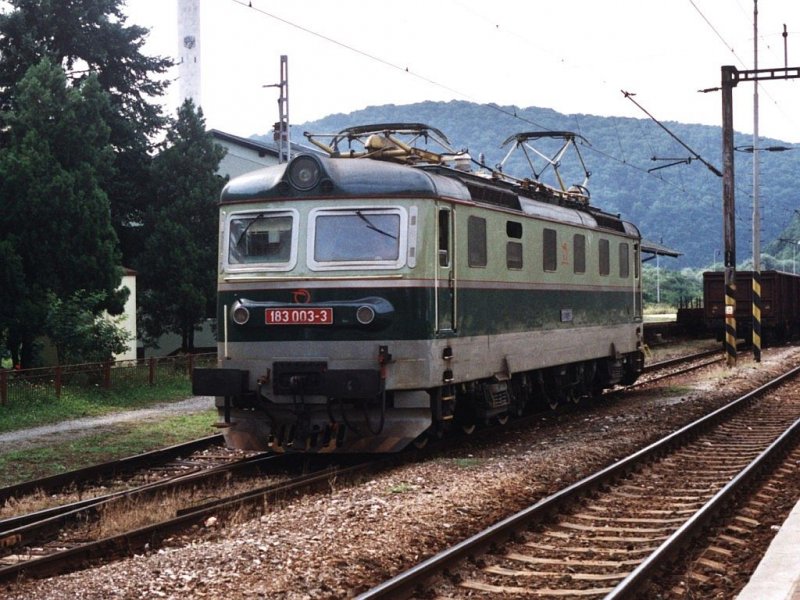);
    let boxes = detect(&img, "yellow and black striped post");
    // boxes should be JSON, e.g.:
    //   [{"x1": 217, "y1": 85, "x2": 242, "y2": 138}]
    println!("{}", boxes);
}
[
  {"x1": 752, "y1": 271, "x2": 762, "y2": 362},
  {"x1": 725, "y1": 278, "x2": 737, "y2": 367}
]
